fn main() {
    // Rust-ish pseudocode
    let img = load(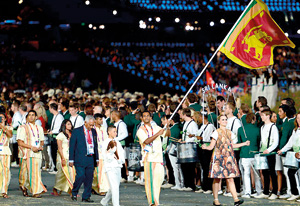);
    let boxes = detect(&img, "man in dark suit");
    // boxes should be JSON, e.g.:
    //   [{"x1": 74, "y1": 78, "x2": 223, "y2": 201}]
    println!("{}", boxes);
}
[{"x1": 69, "y1": 115, "x2": 99, "y2": 202}]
